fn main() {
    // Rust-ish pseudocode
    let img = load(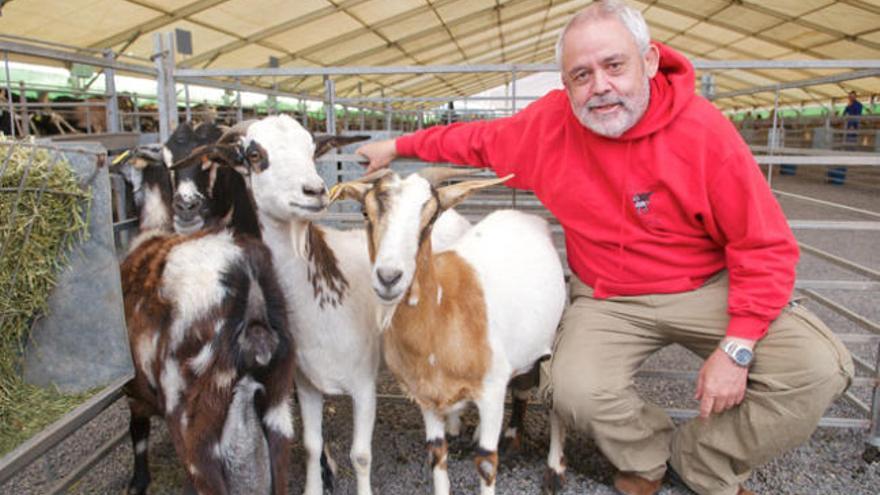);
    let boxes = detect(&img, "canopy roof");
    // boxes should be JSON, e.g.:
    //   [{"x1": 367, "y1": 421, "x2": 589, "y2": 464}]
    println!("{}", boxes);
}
[{"x1": 2, "y1": 0, "x2": 879, "y2": 110}]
